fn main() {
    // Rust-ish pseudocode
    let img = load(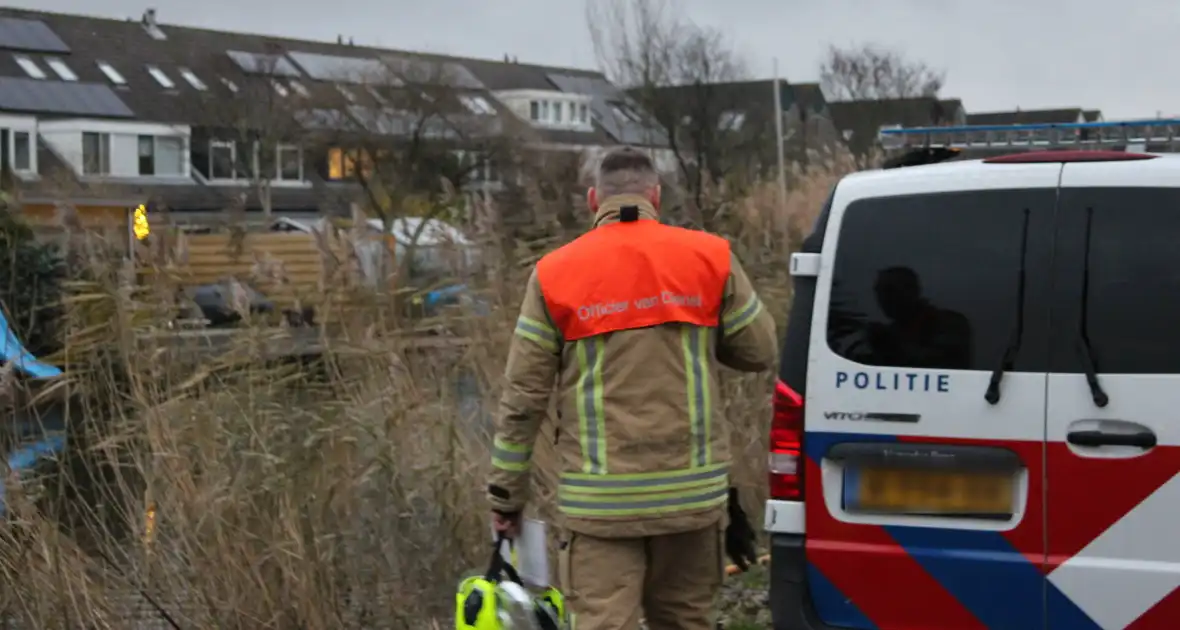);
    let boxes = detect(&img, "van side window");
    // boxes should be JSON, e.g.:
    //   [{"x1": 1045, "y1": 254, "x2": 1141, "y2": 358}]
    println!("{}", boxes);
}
[
  {"x1": 827, "y1": 189, "x2": 1054, "y2": 372},
  {"x1": 1060, "y1": 187, "x2": 1180, "y2": 374}
]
